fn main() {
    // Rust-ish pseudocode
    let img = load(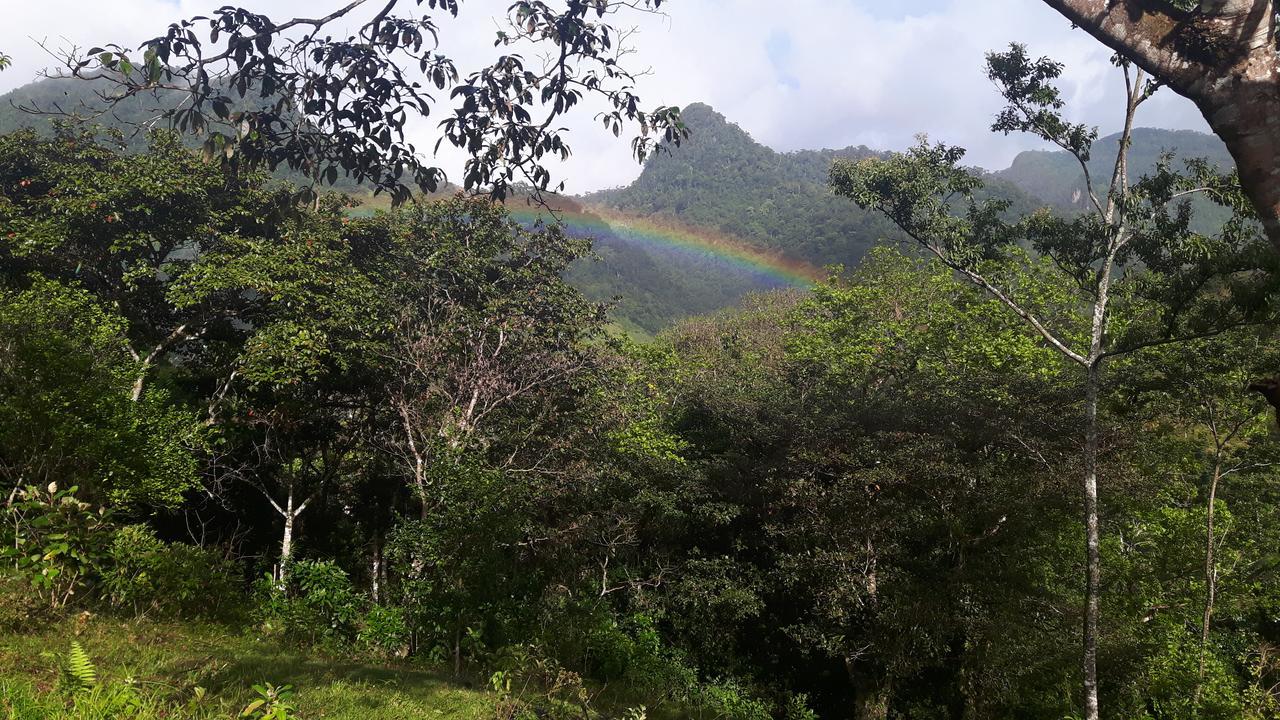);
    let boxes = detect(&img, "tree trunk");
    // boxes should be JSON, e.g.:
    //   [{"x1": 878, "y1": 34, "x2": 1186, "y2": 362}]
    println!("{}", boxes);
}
[
  {"x1": 279, "y1": 491, "x2": 295, "y2": 584},
  {"x1": 1194, "y1": 457, "x2": 1224, "y2": 706},
  {"x1": 130, "y1": 372, "x2": 148, "y2": 403},
  {"x1": 268, "y1": 484, "x2": 311, "y2": 589},
  {"x1": 371, "y1": 532, "x2": 383, "y2": 603},
  {"x1": 1197, "y1": 81, "x2": 1280, "y2": 246},
  {"x1": 1082, "y1": 362, "x2": 1102, "y2": 720}
]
